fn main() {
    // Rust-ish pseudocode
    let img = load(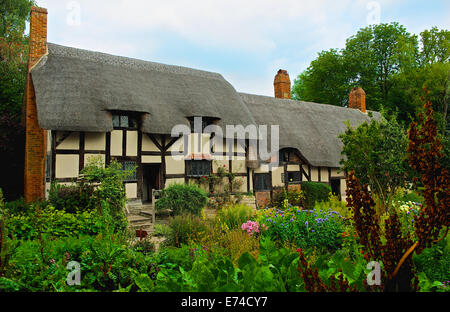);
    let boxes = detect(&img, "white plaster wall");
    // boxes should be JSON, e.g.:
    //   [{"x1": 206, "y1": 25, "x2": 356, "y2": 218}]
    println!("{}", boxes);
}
[
  {"x1": 126, "y1": 131, "x2": 138, "y2": 157},
  {"x1": 272, "y1": 166, "x2": 284, "y2": 187},
  {"x1": 142, "y1": 134, "x2": 160, "y2": 152},
  {"x1": 213, "y1": 160, "x2": 229, "y2": 173},
  {"x1": 142, "y1": 155, "x2": 162, "y2": 163},
  {"x1": 165, "y1": 178, "x2": 185, "y2": 187},
  {"x1": 125, "y1": 183, "x2": 137, "y2": 199},
  {"x1": 55, "y1": 154, "x2": 79, "y2": 178},
  {"x1": 311, "y1": 167, "x2": 319, "y2": 182},
  {"x1": 85, "y1": 132, "x2": 106, "y2": 151},
  {"x1": 321, "y1": 167, "x2": 329, "y2": 182},
  {"x1": 235, "y1": 176, "x2": 247, "y2": 192},
  {"x1": 302, "y1": 165, "x2": 309, "y2": 181},
  {"x1": 165, "y1": 157, "x2": 185, "y2": 174},
  {"x1": 232, "y1": 160, "x2": 247, "y2": 173},
  {"x1": 110, "y1": 130, "x2": 122, "y2": 156},
  {"x1": 56, "y1": 132, "x2": 79, "y2": 150}
]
